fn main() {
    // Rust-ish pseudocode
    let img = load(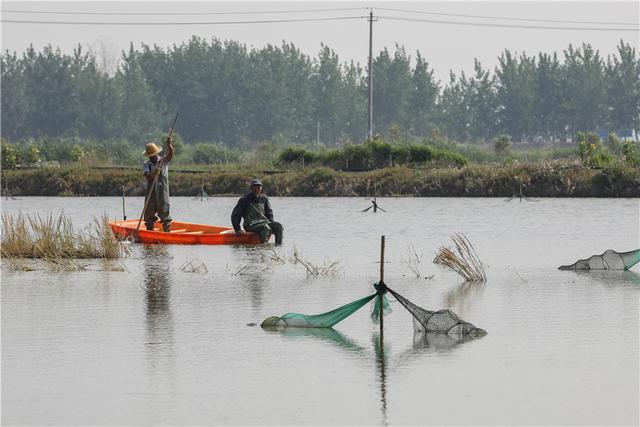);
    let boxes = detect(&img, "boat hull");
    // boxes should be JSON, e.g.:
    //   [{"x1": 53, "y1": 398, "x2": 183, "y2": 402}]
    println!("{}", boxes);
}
[{"x1": 109, "y1": 220, "x2": 265, "y2": 245}]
